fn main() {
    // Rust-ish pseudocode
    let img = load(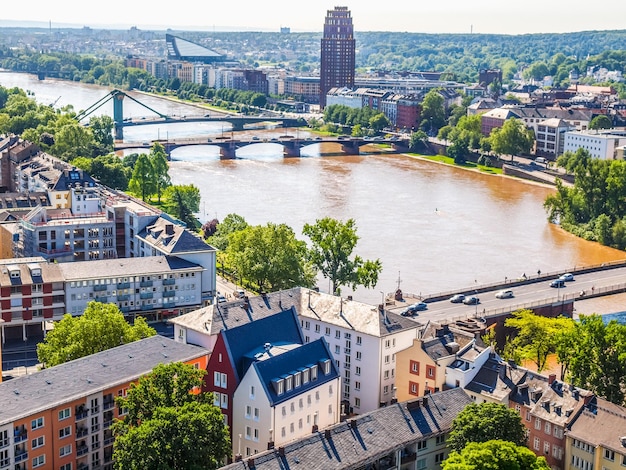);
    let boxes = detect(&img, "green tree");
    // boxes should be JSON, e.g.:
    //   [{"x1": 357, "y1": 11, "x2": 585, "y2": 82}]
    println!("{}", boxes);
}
[
  {"x1": 36, "y1": 301, "x2": 156, "y2": 367},
  {"x1": 227, "y1": 223, "x2": 315, "y2": 292},
  {"x1": 448, "y1": 403, "x2": 528, "y2": 453},
  {"x1": 112, "y1": 363, "x2": 231, "y2": 470},
  {"x1": 504, "y1": 309, "x2": 574, "y2": 372},
  {"x1": 128, "y1": 153, "x2": 156, "y2": 201},
  {"x1": 409, "y1": 130, "x2": 428, "y2": 152},
  {"x1": 557, "y1": 315, "x2": 626, "y2": 405},
  {"x1": 489, "y1": 117, "x2": 534, "y2": 159},
  {"x1": 89, "y1": 114, "x2": 114, "y2": 154},
  {"x1": 302, "y1": 217, "x2": 382, "y2": 295},
  {"x1": 369, "y1": 113, "x2": 390, "y2": 133},
  {"x1": 162, "y1": 184, "x2": 201, "y2": 228},
  {"x1": 149, "y1": 142, "x2": 171, "y2": 202},
  {"x1": 52, "y1": 120, "x2": 95, "y2": 161},
  {"x1": 442, "y1": 440, "x2": 550, "y2": 470},
  {"x1": 419, "y1": 89, "x2": 446, "y2": 135},
  {"x1": 89, "y1": 154, "x2": 131, "y2": 190},
  {"x1": 207, "y1": 213, "x2": 249, "y2": 251},
  {"x1": 588, "y1": 115, "x2": 613, "y2": 130}
]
